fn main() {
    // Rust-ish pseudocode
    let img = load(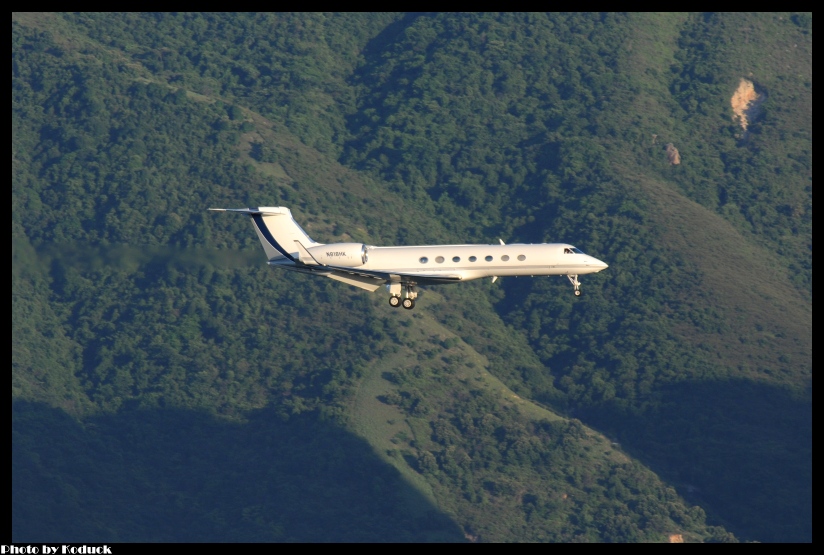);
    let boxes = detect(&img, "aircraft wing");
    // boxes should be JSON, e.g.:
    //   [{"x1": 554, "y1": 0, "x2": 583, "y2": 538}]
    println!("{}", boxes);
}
[
  {"x1": 328, "y1": 266, "x2": 464, "y2": 285},
  {"x1": 271, "y1": 259, "x2": 463, "y2": 289}
]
